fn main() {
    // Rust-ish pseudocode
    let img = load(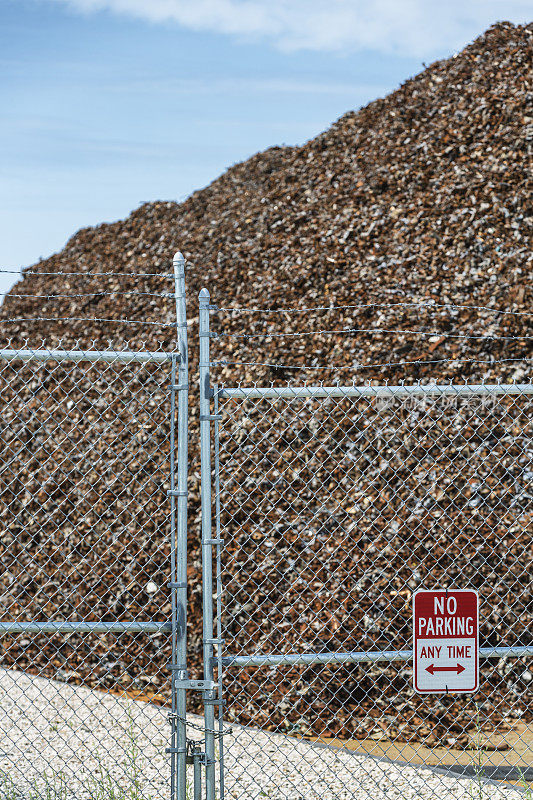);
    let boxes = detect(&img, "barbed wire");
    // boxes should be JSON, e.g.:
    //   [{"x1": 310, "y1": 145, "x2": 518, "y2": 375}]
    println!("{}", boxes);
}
[
  {"x1": 220, "y1": 327, "x2": 532, "y2": 342},
  {"x1": 1, "y1": 291, "x2": 172, "y2": 299},
  {"x1": 216, "y1": 301, "x2": 533, "y2": 318},
  {"x1": 210, "y1": 355, "x2": 532, "y2": 372},
  {"x1": 0, "y1": 269, "x2": 174, "y2": 278},
  {"x1": 0, "y1": 317, "x2": 176, "y2": 327}
]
